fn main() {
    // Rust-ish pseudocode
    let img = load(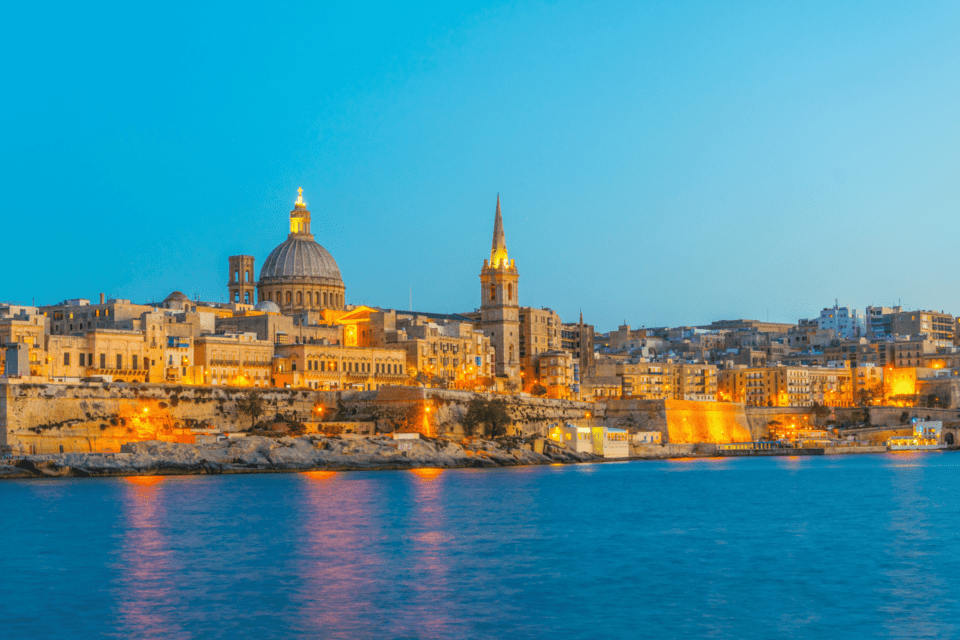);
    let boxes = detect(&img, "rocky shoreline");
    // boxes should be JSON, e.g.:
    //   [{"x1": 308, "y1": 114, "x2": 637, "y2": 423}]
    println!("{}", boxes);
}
[{"x1": 0, "y1": 435, "x2": 605, "y2": 480}]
